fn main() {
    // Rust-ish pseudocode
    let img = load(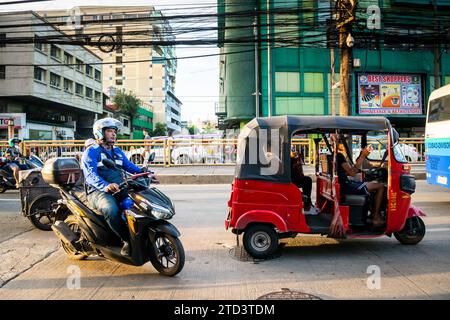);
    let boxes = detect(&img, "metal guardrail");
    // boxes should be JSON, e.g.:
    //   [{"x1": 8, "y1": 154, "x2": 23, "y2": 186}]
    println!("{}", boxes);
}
[{"x1": 2, "y1": 137, "x2": 424, "y2": 166}]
